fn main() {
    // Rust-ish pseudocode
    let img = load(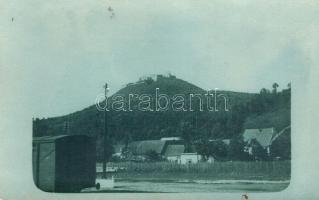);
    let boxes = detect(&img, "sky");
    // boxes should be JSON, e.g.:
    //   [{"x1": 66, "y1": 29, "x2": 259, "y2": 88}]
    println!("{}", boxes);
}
[{"x1": 1, "y1": 0, "x2": 318, "y2": 118}]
